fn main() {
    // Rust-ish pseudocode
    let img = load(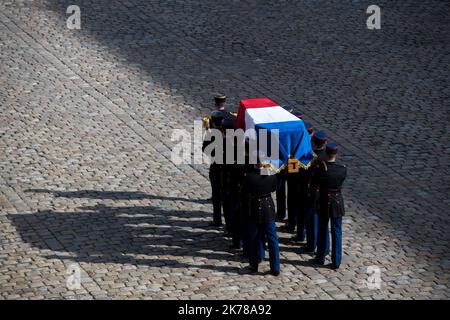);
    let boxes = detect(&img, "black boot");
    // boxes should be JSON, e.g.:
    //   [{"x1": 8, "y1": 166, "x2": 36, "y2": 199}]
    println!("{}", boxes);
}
[{"x1": 270, "y1": 269, "x2": 280, "y2": 276}]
